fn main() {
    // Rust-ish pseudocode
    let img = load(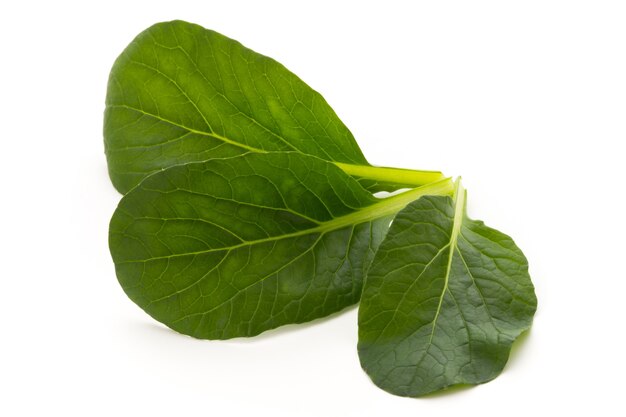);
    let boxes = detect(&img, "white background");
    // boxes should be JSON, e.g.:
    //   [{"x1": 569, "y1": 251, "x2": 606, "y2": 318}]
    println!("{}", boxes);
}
[{"x1": 1, "y1": 1, "x2": 624, "y2": 415}]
